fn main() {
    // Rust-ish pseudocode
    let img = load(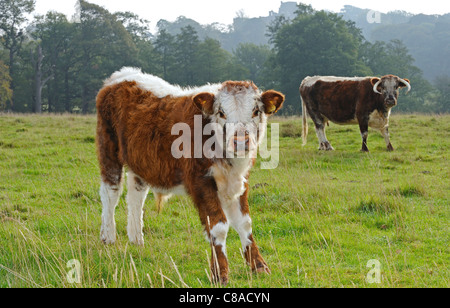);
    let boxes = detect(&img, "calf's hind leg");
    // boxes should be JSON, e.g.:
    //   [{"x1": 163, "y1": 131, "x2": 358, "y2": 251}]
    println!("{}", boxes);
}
[
  {"x1": 97, "y1": 113, "x2": 124, "y2": 244},
  {"x1": 126, "y1": 171, "x2": 150, "y2": 246},
  {"x1": 100, "y1": 168, "x2": 123, "y2": 245}
]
